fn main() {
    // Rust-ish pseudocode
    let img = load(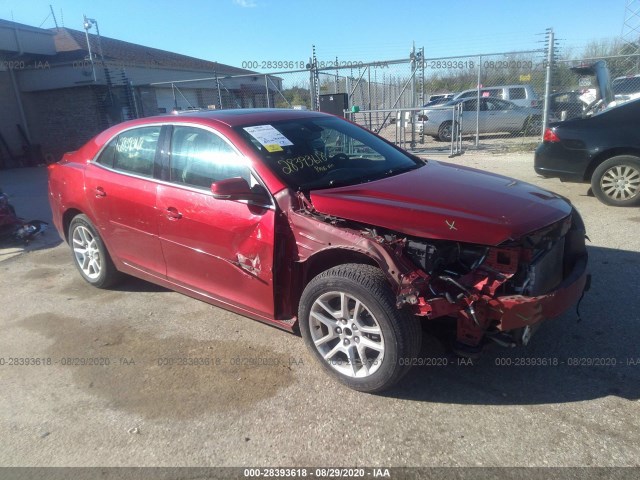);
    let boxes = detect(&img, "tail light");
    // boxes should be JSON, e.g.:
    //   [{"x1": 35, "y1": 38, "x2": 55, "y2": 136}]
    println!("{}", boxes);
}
[{"x1": 543, "y1": 128, "x2": 560, "y2": 143}]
